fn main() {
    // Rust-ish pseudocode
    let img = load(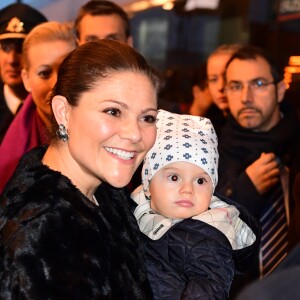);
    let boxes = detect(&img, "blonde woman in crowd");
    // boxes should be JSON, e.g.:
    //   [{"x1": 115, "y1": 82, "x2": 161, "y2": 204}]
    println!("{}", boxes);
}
[
  {"x1": 0, "y1": 21, "x2": 77, "y2": 193},
  {"x1": 206, "y1": 44, "x2": 242, "y2": 135}
]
